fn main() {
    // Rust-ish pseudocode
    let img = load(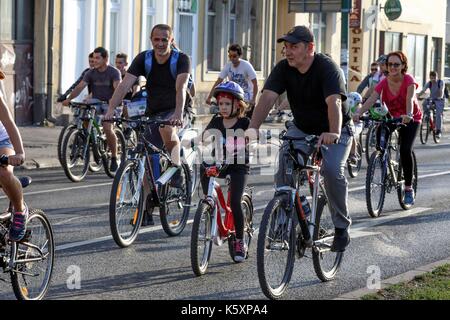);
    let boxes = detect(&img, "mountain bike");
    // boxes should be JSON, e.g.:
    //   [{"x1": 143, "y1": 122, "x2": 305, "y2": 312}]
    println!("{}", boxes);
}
[
  {"x1": 109, "y1": 117, "x2": 192, "y2": 247},
  {"x1": 0, "y1": 156, "x2": 54, "y2": 300},
  {"x1": 420, "y1": 98, "x2": 443, "y2": 144},
  {"x1": 366, "y1": 118, "x2": 418, "y2": 218},
  {"x1": 257, "y1": 133, "x2": 343, "y2": 300},
  {"x1": 61, "y1": 101, "x2": 126, "y2": 182},
  {"x1": 190, "y1": 162, "x2": 254, "y2": 276}
]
